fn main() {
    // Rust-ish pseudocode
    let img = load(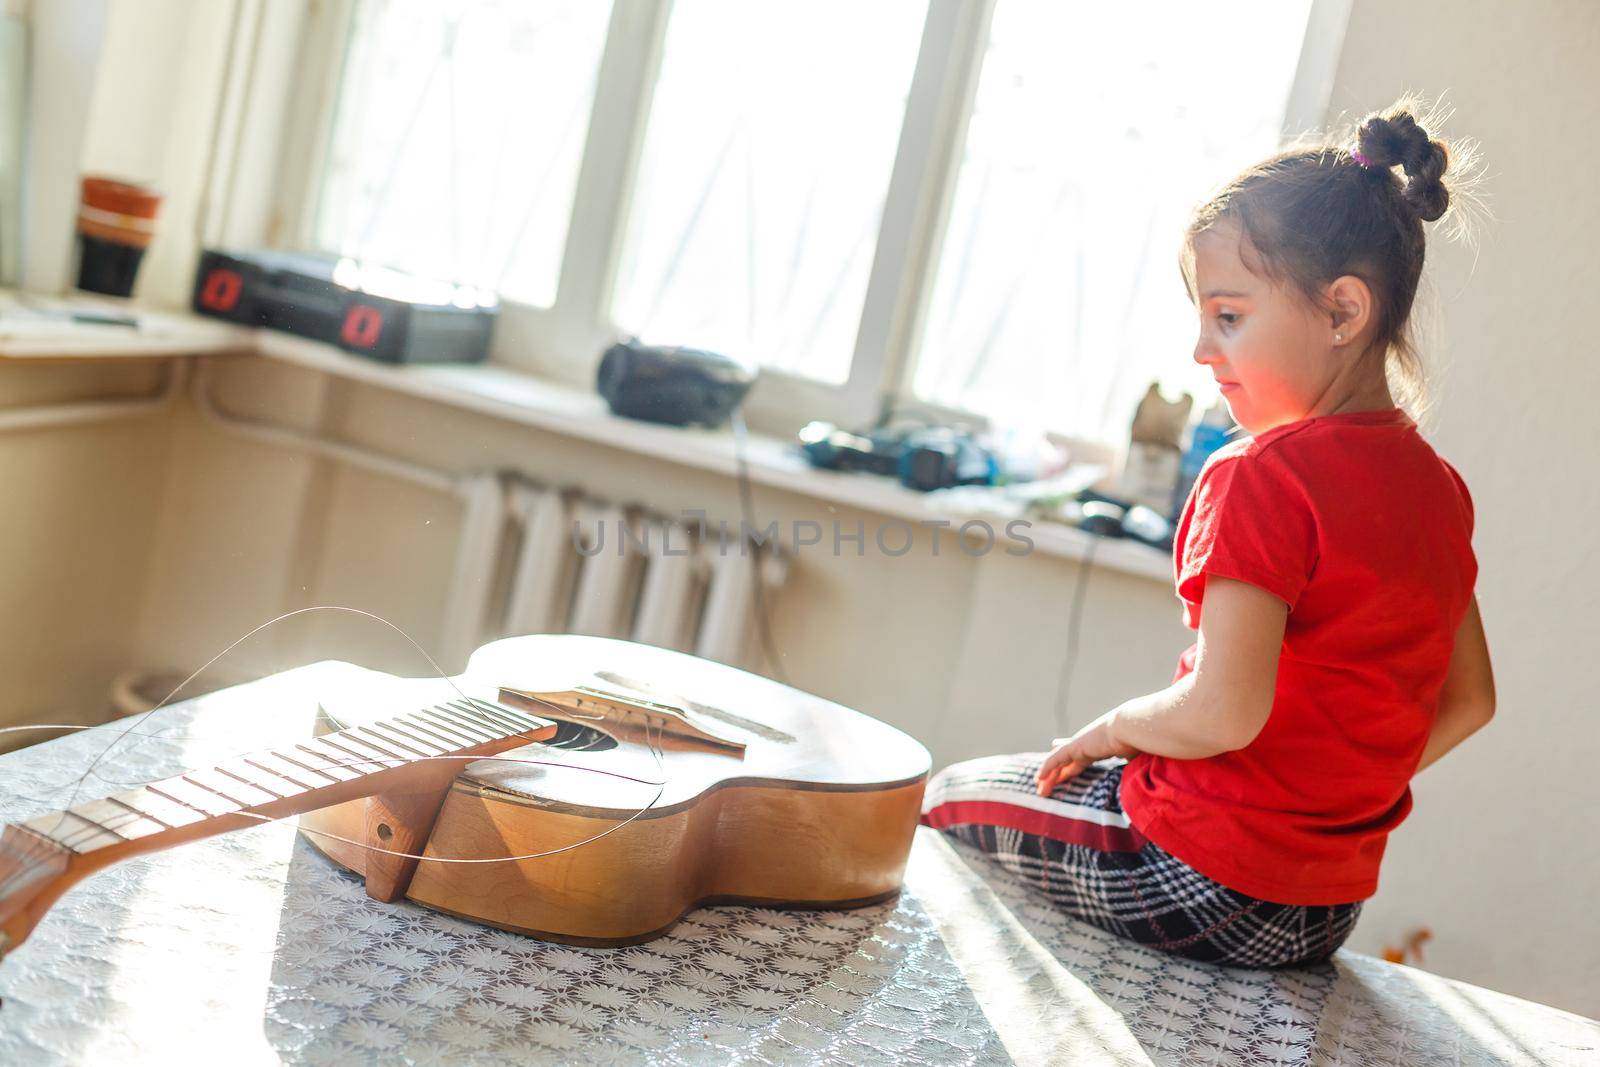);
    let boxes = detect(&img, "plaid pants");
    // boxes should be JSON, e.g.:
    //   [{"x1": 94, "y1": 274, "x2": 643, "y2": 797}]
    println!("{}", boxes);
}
[{"x1": 919, "y1": 755, "x2": 1363, "y2": 968}]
